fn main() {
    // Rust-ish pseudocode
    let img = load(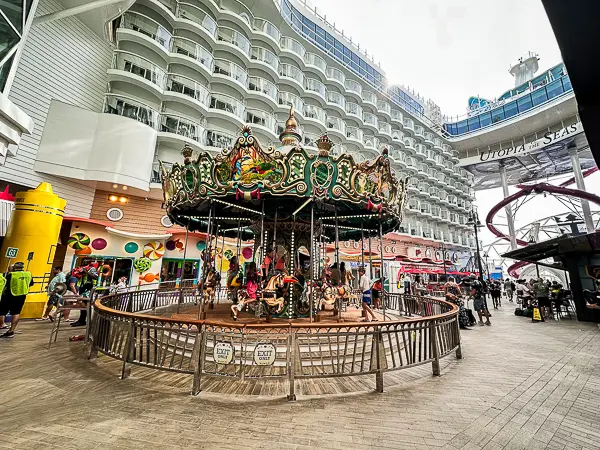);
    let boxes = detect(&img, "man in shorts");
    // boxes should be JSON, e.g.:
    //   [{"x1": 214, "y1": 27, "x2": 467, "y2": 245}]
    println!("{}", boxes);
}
[
  {"x1": 0, "y1": 262, "x2": 34, "y2": 338},
  {"x1": 358, "y1": 267, "x2": 377, "y2": 322},
  {"x1": 470, "y1": 277, "x2": 491, "y2": 326}
]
